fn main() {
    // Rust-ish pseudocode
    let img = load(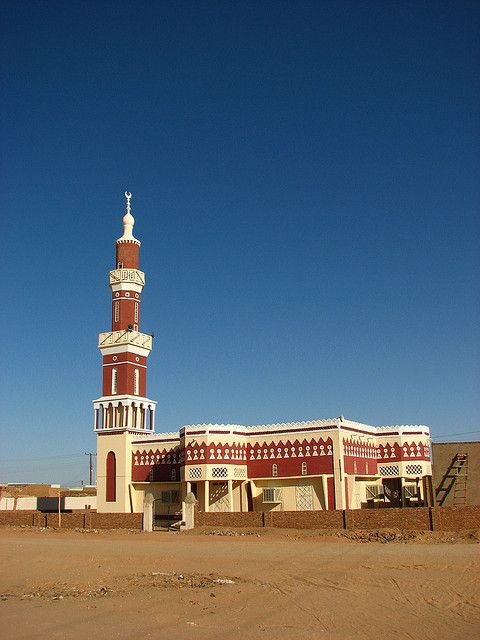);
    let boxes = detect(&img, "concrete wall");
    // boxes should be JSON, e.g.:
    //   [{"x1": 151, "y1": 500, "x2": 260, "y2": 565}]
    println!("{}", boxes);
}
[{"x1": 0, "y1": 496, "x2": 97, "y2": 511}]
